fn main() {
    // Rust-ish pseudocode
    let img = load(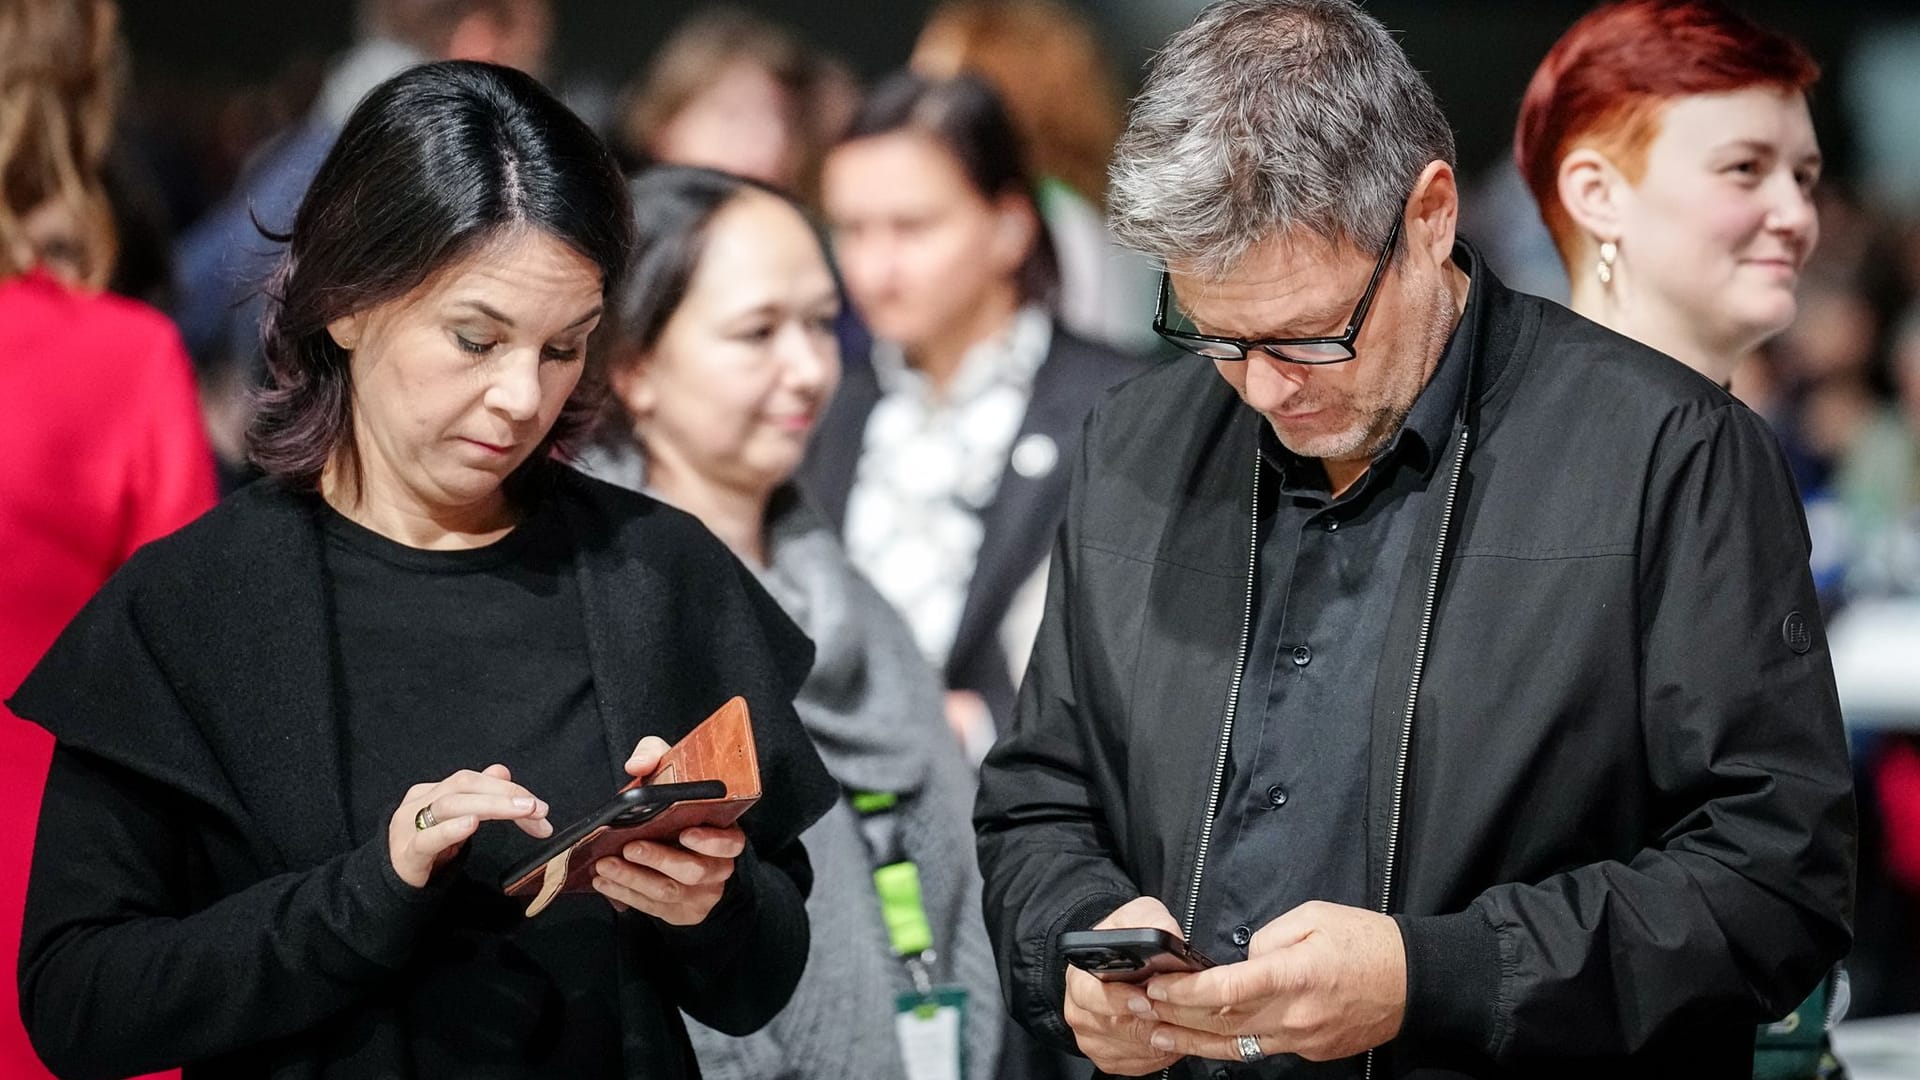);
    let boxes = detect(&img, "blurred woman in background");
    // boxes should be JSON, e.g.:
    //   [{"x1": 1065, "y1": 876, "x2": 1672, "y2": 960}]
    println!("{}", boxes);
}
[
  {"x1": 911, "y1": 0, "x2": 1157, "y2": 352},
  {"x1": 0, "y1": 1, "x2": 216, "y2": 1074},
  {"x1": 582, "y1": 164, "x2": 1001, "y2": 1080},
  {"x1": 612, "y1": 7, "x2": 854, "y2": 206},
  {"x1": 806, "y1": 73, "x2": 1145, "y2": 761},
  {"x1": 1515, "y1": 0, "x2": 1821, "y2": 389},
  {"x1": 1517, "y1": 2, "x2": 1844, "y2": 1071}
]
